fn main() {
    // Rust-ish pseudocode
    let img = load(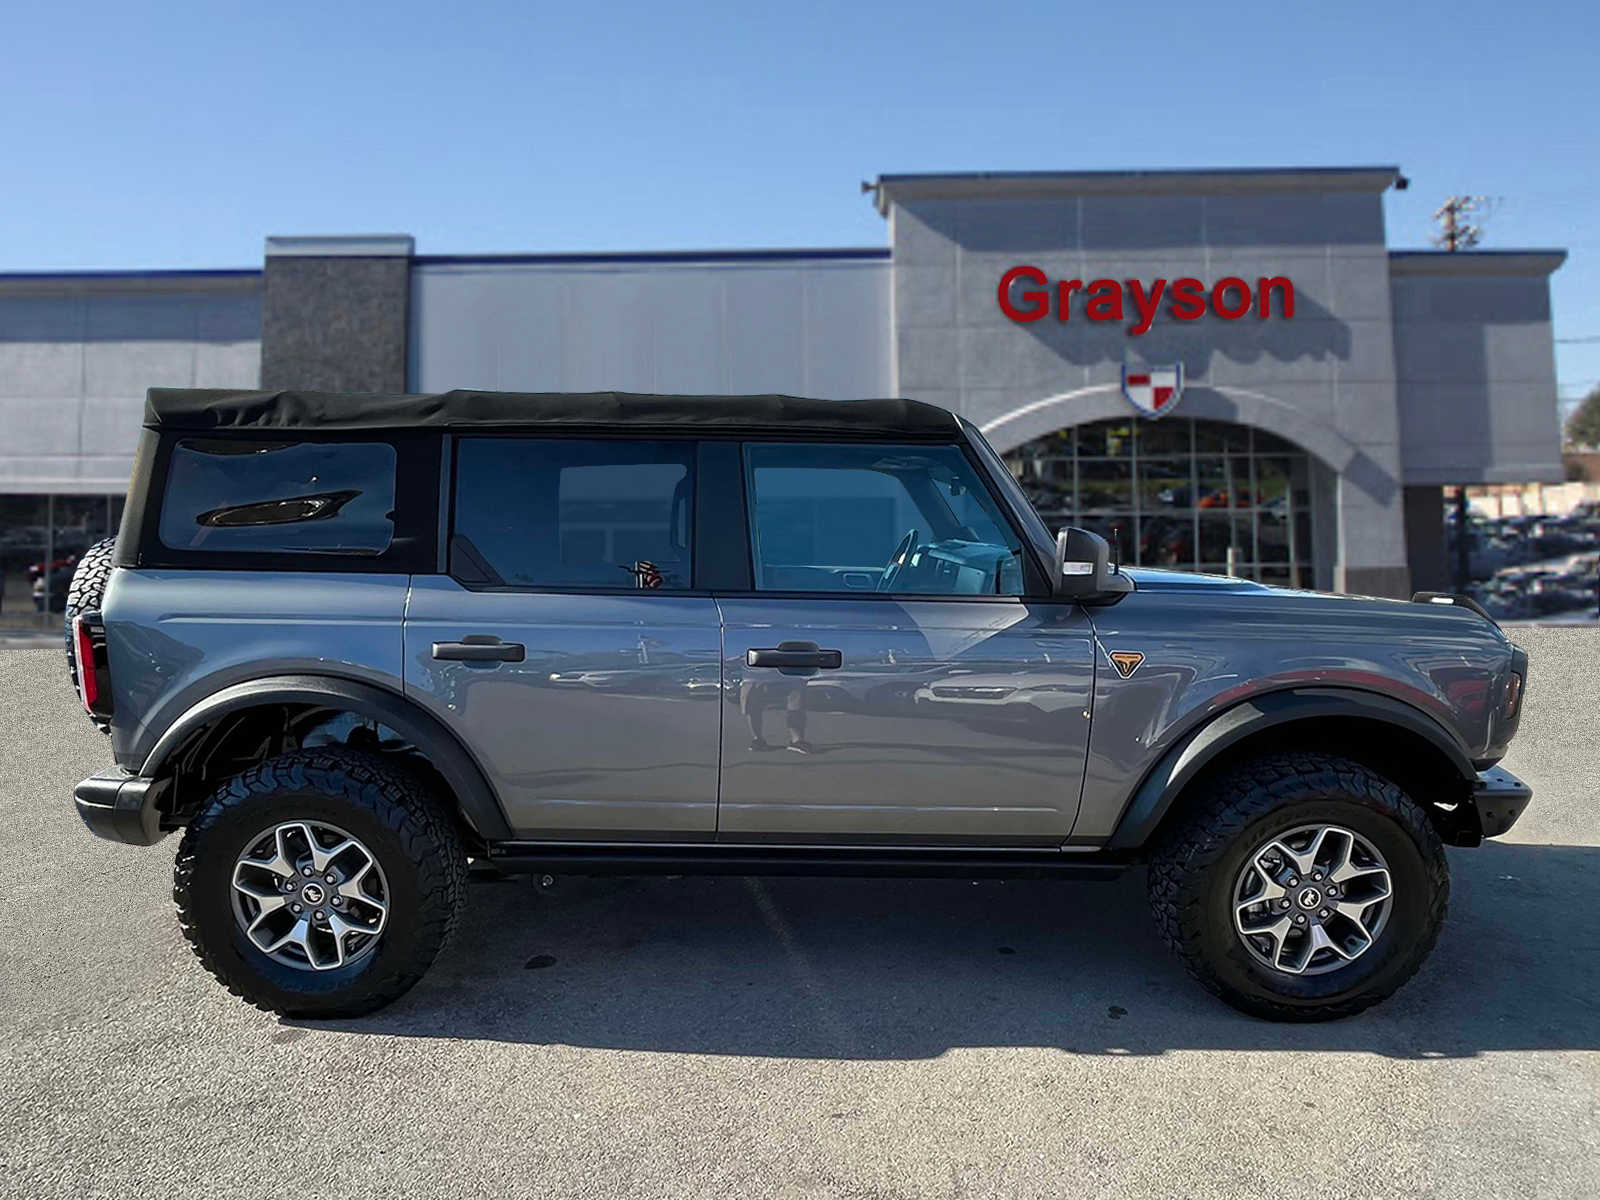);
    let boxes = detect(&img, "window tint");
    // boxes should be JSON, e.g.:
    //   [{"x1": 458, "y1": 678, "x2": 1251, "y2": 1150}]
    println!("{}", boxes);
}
[
  {"x1": 454, "y1": 439, "x2": 693, "y2": 589},
  {"x1": 744, "y1": 443, "x2": 1024, "y2": 596},
  {"x1": 159, "y1": 439, "x2": 396, "y2": 554}
]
